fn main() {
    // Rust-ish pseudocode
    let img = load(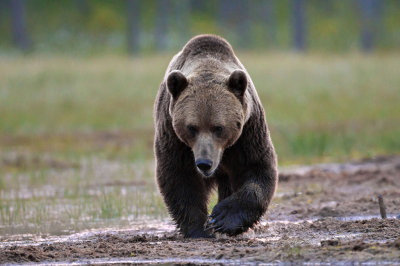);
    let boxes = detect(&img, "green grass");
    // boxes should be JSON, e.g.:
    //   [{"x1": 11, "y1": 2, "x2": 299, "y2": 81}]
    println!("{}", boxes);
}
[
  {"x1": 244, "y1": 53, "x2": 400, "y2": 163},
  {"x1": 0, "y1": 52, "x2": 399, "y2": 236},
  {"x1": 1, "y1": 53, "x2": 399, "y2": 163}
]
